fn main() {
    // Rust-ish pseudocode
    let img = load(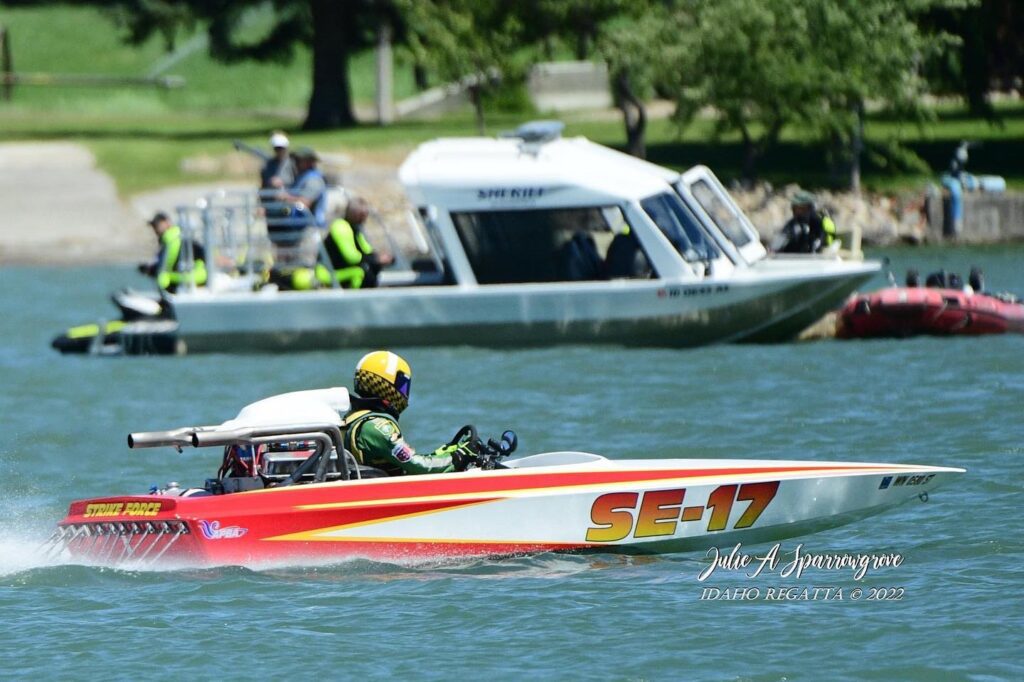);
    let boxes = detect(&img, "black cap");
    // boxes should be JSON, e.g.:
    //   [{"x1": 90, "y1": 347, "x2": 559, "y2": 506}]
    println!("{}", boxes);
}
[{"x1": 148, "y1": 211, "x2": 169, "y2": 226}]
